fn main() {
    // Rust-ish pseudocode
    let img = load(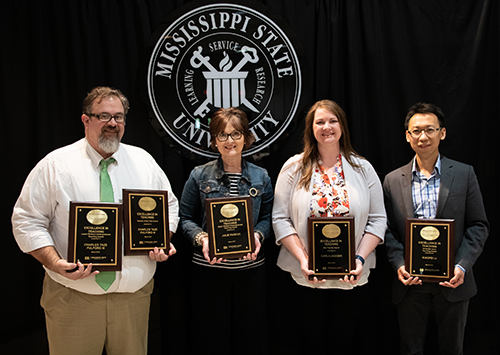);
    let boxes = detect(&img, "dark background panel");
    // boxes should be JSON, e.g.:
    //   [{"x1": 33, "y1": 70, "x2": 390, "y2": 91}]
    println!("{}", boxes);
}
[{"x1": 1, "y1": 1, "x2": 497, "y2": 354}]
